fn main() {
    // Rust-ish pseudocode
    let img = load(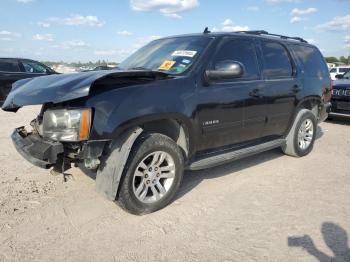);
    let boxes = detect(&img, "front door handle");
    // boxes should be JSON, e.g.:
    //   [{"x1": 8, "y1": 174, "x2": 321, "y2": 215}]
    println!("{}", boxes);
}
[
  {"x1": 249, "y1": 88, "x2": 264, "y2": 98},
  {"x1": 292, "y1": 84, "x2": 302, "y2": 92}
]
